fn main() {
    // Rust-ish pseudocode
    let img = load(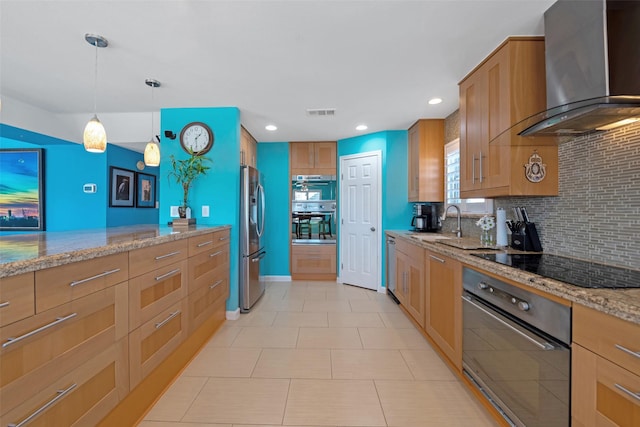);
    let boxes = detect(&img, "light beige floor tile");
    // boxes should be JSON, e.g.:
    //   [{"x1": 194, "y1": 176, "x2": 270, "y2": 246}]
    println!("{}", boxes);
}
[
  {"x1": 233, "y1": 310, "x2": 277, "y2": 327},
  {"x1": 253, "y1": 298, "x2": 304, "y2": 312},
  {"x1": 358, "y1": 327, "x2": 430, "y2": 349},
  {"x1": 182, "y1": 378, "x2": 289, "y2": 425},
  {"x1": 139, "y1": 422, "x2": 229, "y2": 427},
  {"x1": 204, "y1": 326, "x2": 243, "y2": 348},
  {"x1": 182, "y1": 347, "x2": 261, "y2": 377},
  {"x1": 400, "y1": 349, "x2": 456, "y2": 380},
  {"x1": 283, "y1": 379, "x2": 386, "y2": 426},
  {"x1": 273, "y1": 311, "x2": 329, "y2": 327},
  {"x1": 379, "y1": 312, "x2": 415, "y2": 329},
  {"x1": 350, "y1": 299, "x2": 402, "y2": 313},
  {"x1": 233, "y1": 425, "x2": 329, "y2": 427},
  {"x1": 331, "y1": 349, "x2": 413, "y2": 380},
  {"x1": 366, "y1": 290, "x2": 393, "y2": 301},
  {"x1": 232, "y1": 327, "x2": 299, "y2": 348},
  {"x1": 297, "y1": 327, "x2": 362, "y2": 349},
  {"x1": 327, "y1": 312, "x2": 385, "y2": 328},
  {"x1": 252, "y1": 348, "x2": 331, "y2": 379},
  {"x1": 144, "y1": 376, "x2": 207, "y2": 421},
  {"x1": 303, "y1": 300, "x2": 352, "y2": 312},
  {"x1": 375, "y1": 380, "x2": 498, "y2": 426}
]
